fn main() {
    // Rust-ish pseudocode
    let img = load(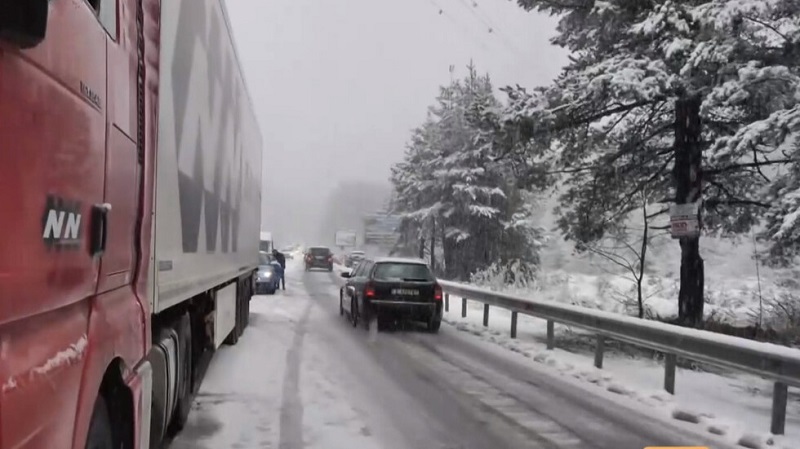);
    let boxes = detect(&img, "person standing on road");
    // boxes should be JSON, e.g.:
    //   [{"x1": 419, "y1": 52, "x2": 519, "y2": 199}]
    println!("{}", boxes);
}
[{"x1": 272, "y1": 249, "x2": 286, "y2": 290}]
